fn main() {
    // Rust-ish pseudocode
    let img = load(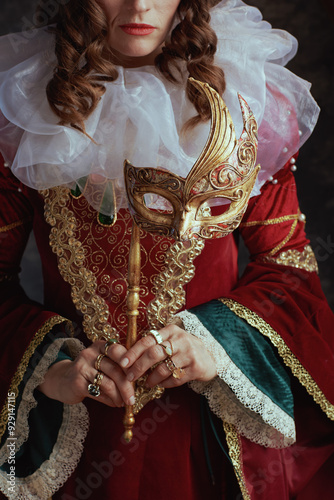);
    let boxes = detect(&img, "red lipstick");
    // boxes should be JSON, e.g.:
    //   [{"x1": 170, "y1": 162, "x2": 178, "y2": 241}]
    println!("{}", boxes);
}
[{"x1": 119, "y1": 23, "x2": 156, "y2": 36}]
